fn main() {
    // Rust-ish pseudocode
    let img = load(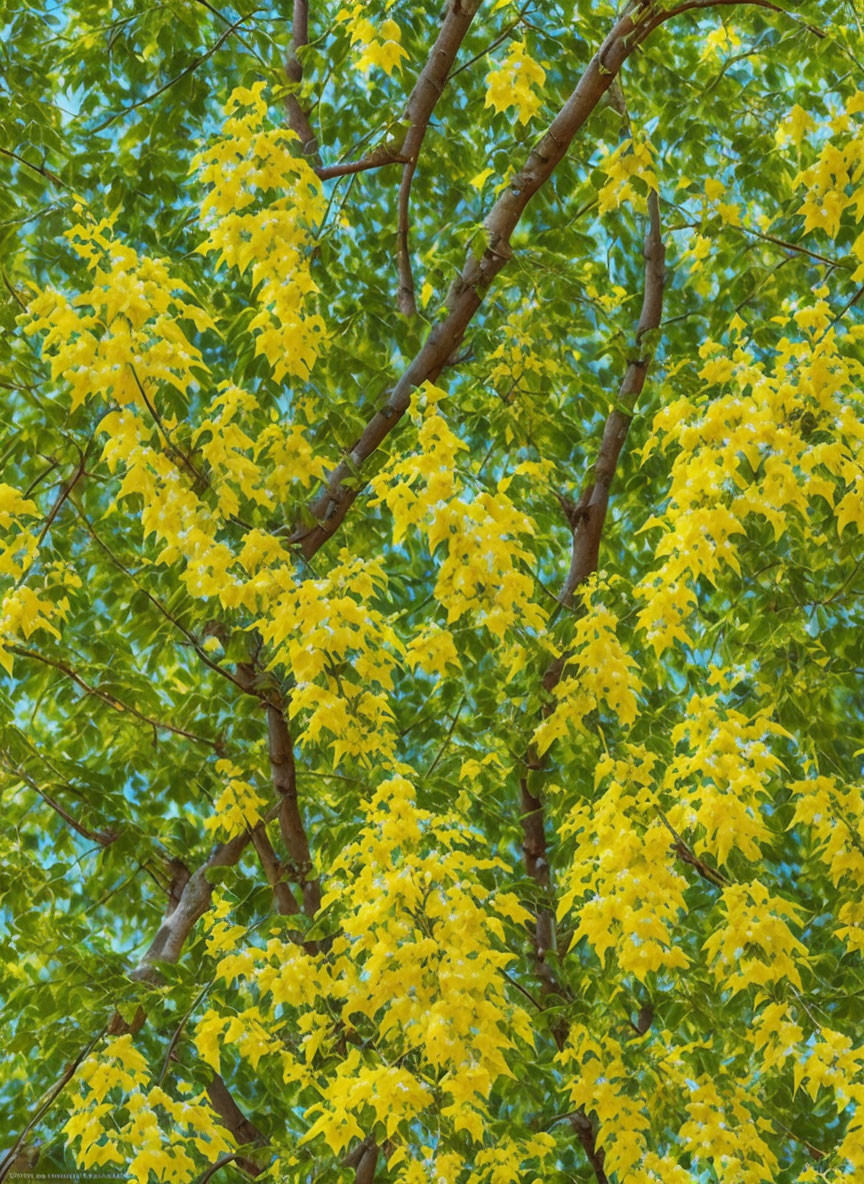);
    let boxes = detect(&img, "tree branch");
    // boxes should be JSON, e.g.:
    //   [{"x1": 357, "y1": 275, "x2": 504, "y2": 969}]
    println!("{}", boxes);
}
[
  {"x1": 514, "y1": 179, "x2": 666, "y2": 1184},
  {"x1": 3, "y1": 760, "x2": 119, "y2": 847},
  {"x1": 0, "y1": 1027, "x2": 107, "y2": 1184},
  {"x1": 266, "y1": 698, "x2": 321, "y2": 917},
  {"x1": 317, "y1": 144, "x2": 407, "y2": 180},
  {"x1": 107, "y1": 807, "x2": 279, "y2": 1040},
  {"x1": 205, "y1": 1075, "x2": 267, "y2": 1175},
  {"x1": 250, "y1": 823, "x2": 301, "y2": 916},
  {"x1": 0, "y1": 145, "x2": 67, "y2": 189},
  {"x1": 10, "y1": 645, "x2": 220, "y2": 749},
  {"x1": 393, "y1": 0, "x2": 487, "y2": 314},
  {"x1": 315, "y1": 0, "x2": 484, "y2": 233},
  {"x1": 292, "y1": 1, "x2": 660, "y2": 556},
  {"x1": 560, "y1": 187, "x2": 665, "y2": 601},
  {"x1": 354, "y1": 1142, "x2": 379, "y2": 1184},
  {"x1": 285, "y1": 0, "x2": 320, "y2": 158}
]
